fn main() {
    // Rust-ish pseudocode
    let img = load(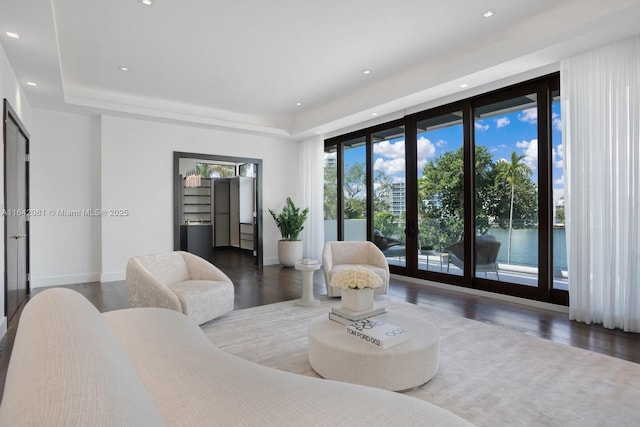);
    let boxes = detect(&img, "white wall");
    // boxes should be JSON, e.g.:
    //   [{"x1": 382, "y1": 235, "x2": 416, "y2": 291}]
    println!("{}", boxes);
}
[
  {"x1": 25, "y1": 110, "x2": 300, "y2": 287},
  {"x1": 29, "y1": 109, "x2": 101, "y2": 287},
  {"x1": 99, "y1": 114, "x2": 299, "y2": 281},
  {"x1": 0, "y1": 41, "x2": 32, "y2": 336}
]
